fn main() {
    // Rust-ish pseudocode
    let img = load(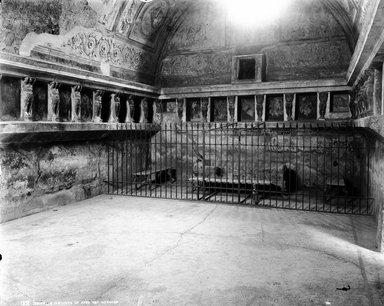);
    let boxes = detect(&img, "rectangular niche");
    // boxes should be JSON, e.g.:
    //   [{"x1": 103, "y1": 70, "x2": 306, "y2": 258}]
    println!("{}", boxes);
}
[
  {"x1": 0, "y1": 76, "x2": 20, "y2": 121},
  {"x1": 266, "y1": 94, "x2": 284, "y2": 121},
  {"x1": 33, "y1": 81, "x2": 48, "y2": 121},
  {"x1": 211, "y1": 97, "x2": 227, "y2": 122},
  {"x1": 330, "y1": 92, "x2": 350, "y2": 113},
  {"x1": 238, "y1": 95, "x2": 255, "y2": 122},
  {"x1": 186, "y1": 98, "x2": 201, "y2": 122},
  {"x1": 296, "y1": 93, "x2": 317, "y2": 121},
  {"x1": 59, "y1": 84, "x2": 72, "y2": 122},
  {"x1": 82, "y1": 88, "x2": 93, "y2": 122},
  {"x1": 232, "y1": 54, "x2": 264, "y2": 84},
  {"x1": 163, "y1": 99, "x2": 177, "y2": 113}
]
